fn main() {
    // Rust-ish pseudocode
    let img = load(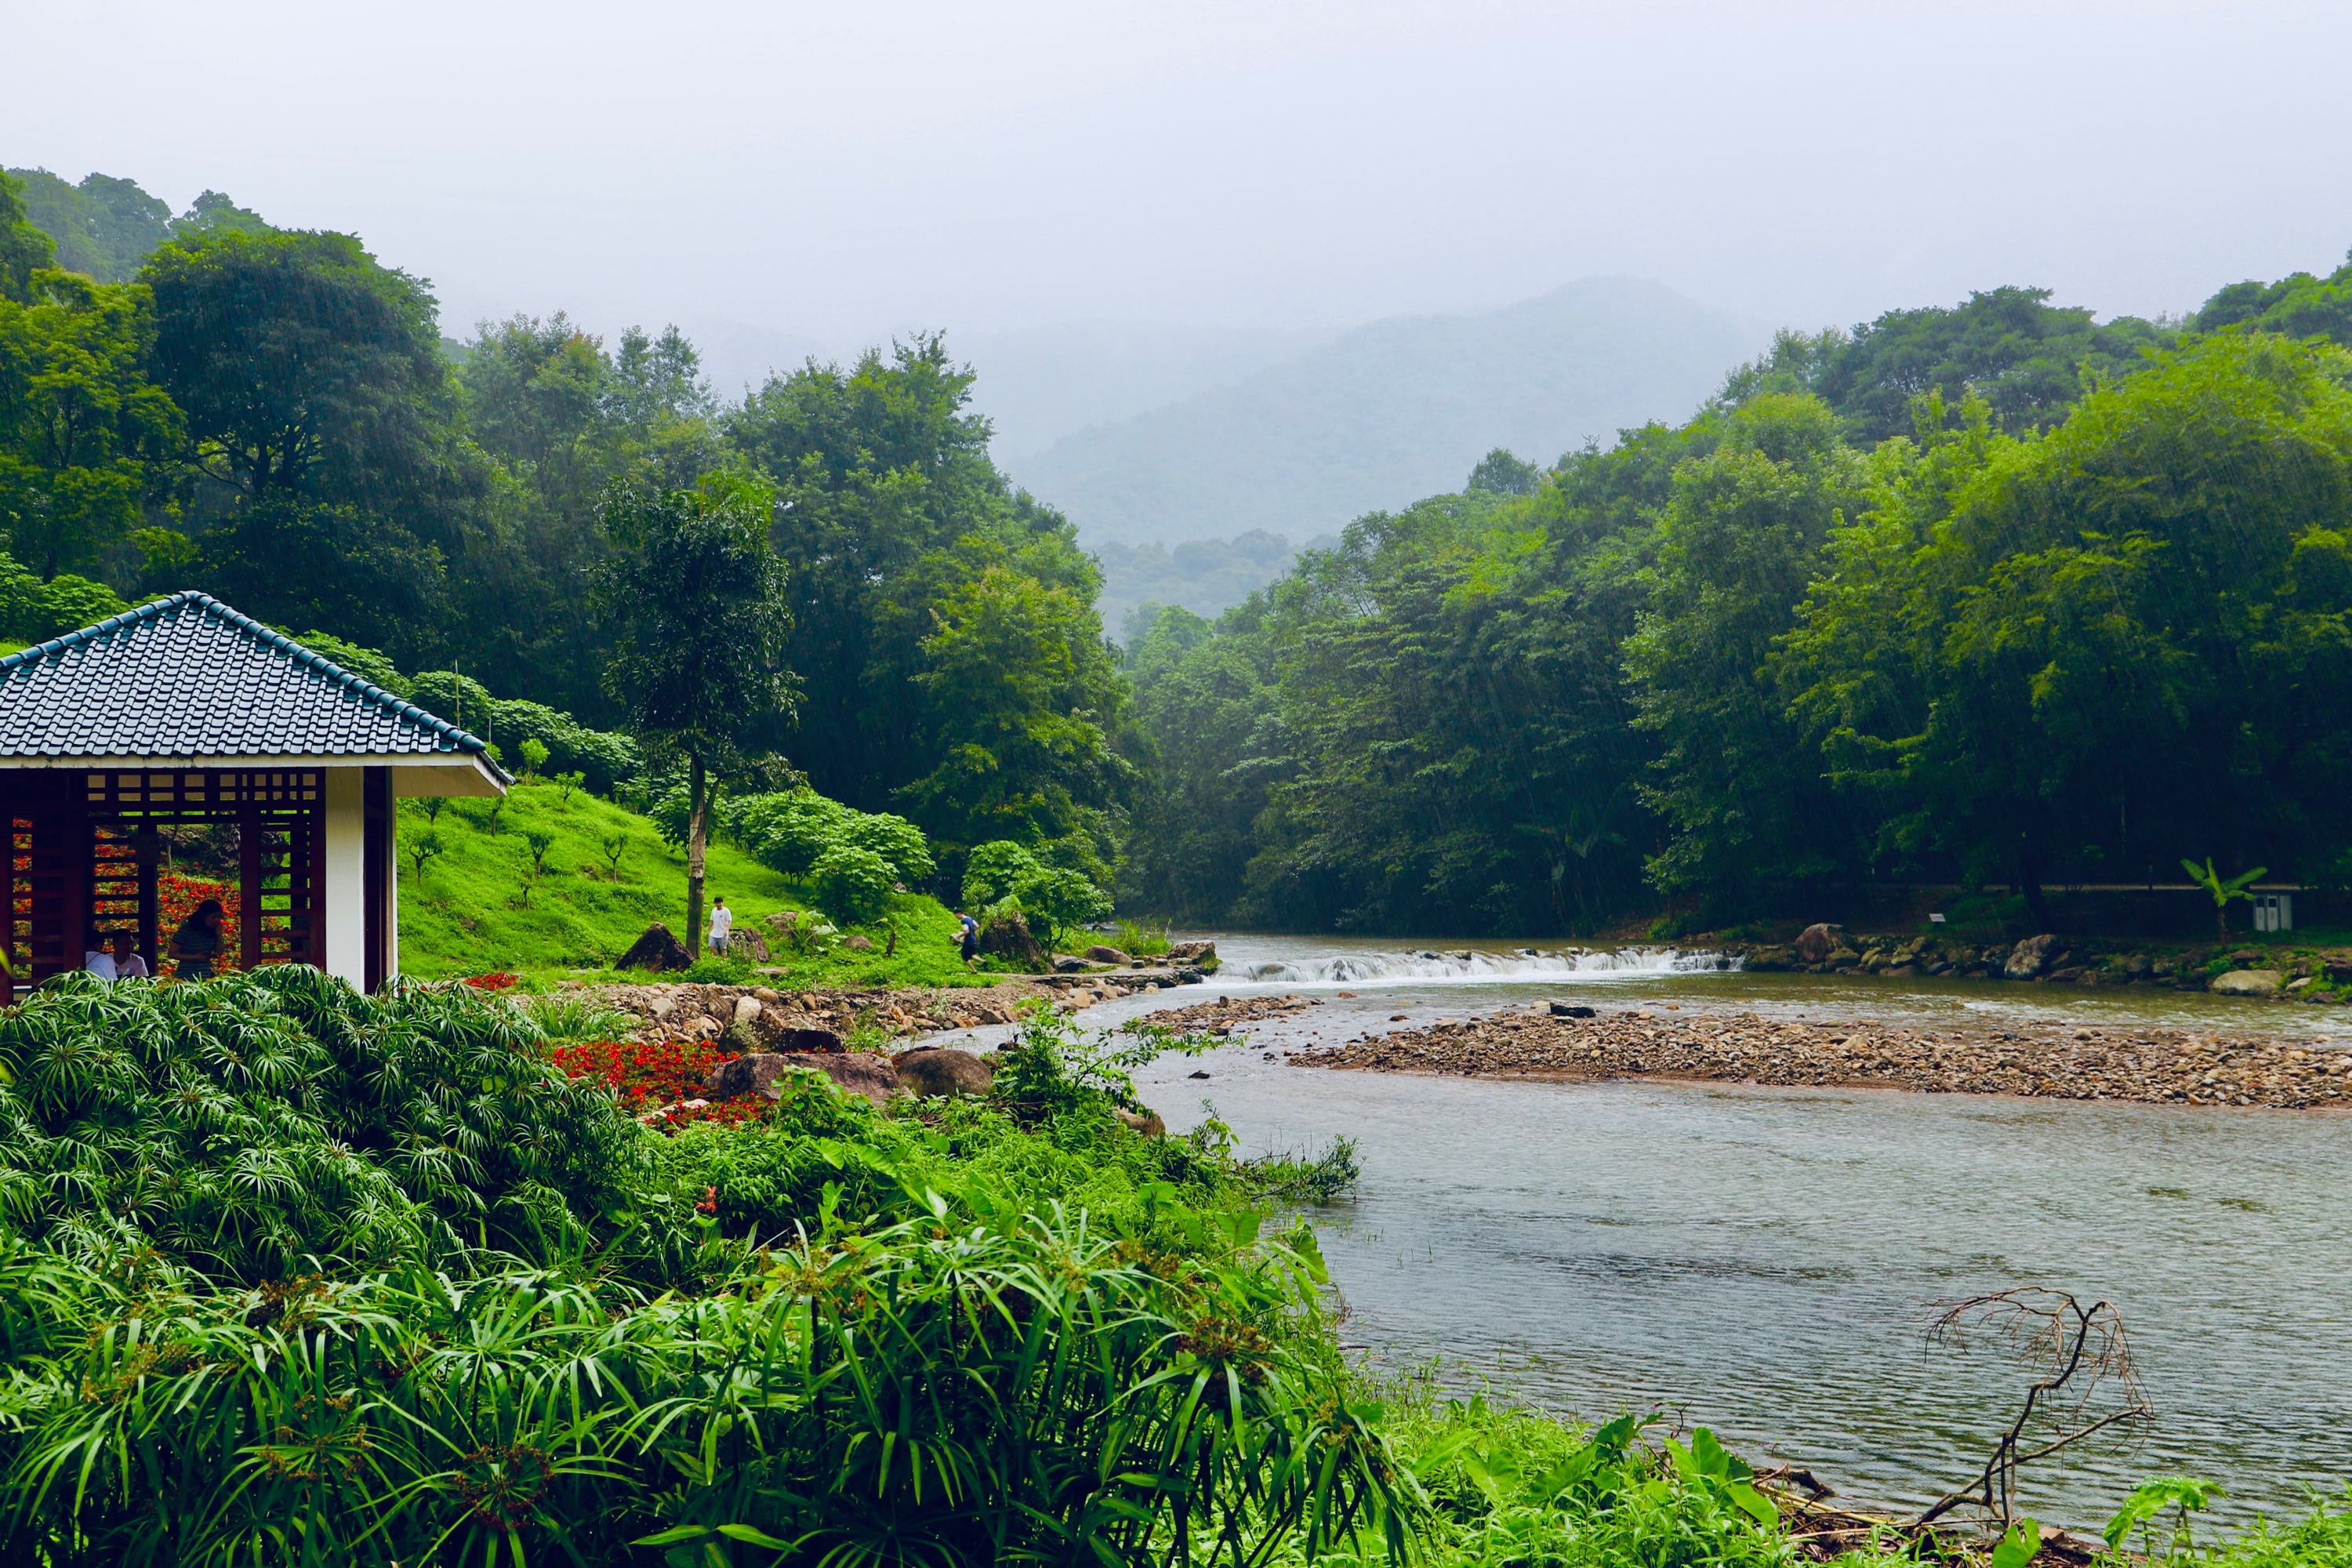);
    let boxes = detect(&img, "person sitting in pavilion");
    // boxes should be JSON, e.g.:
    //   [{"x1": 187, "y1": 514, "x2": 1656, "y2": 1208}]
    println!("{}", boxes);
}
[
  {"x1": 107, "y1": 928, "x2": 149, "y2": 981},
  {"x1": 83, "y1": 927, "x2": 114, "y2": 978},
  {"x1": 169, "y1": 898, "x2": 225, "y2": 980}
]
